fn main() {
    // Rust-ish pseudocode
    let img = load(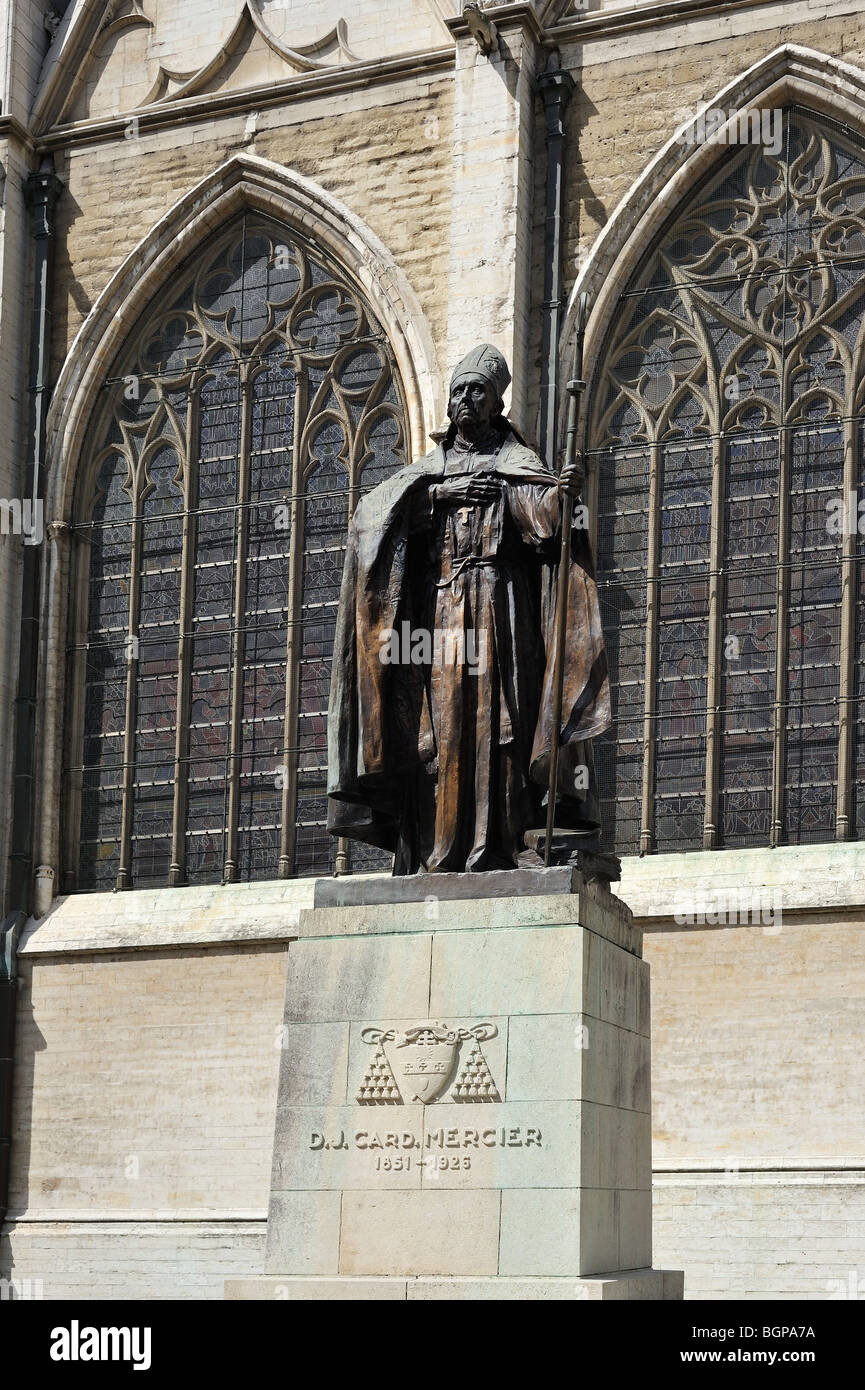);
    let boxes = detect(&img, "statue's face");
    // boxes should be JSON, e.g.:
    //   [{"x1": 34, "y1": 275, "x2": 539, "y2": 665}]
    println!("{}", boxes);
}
[{"x1": 447, "y1": 375, "x2": 500, "y2": 432}]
